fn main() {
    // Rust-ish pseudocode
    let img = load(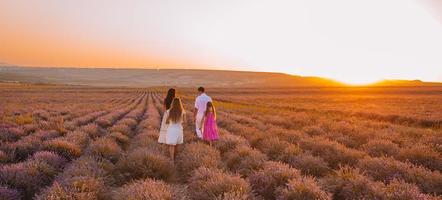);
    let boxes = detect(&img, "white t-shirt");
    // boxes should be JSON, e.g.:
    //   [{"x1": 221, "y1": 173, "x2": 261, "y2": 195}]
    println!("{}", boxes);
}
[{"x1": 195, "y1": 93, "x2": 212, "y2": 114}]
